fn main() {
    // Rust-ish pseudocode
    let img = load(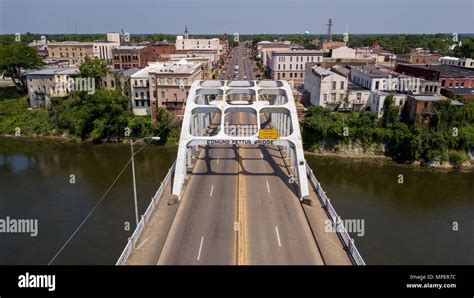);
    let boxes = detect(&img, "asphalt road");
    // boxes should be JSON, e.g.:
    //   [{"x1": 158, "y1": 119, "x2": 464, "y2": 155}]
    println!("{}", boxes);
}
[{"x1": 158, "y1": 43, "x2": 323, "y2": 265}]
